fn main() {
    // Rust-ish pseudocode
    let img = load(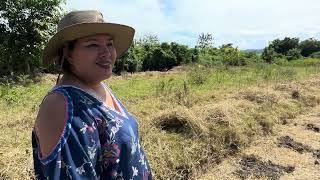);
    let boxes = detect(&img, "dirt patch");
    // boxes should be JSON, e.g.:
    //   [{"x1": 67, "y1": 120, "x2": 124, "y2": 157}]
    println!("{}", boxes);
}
[
  {"x1": 234, "y1": 154, "x2": 295, "y2": 180},
  {"x1": 153, "y1": 111, "x2": 201, "y2": 136},
  {"x1": 306, "y1": 123, "x2": 320, "y2": 133},
  {"x1": 291, "y1": 90, "x2": 300, "y2": 99},
  {"x1": 156, "y1": 115, "x2": 189, "y2": 133},
  {"x1": 277, "y1": 136, "x2": 312, "y2": 153}
]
